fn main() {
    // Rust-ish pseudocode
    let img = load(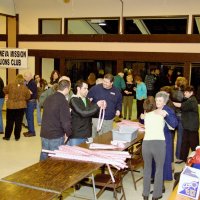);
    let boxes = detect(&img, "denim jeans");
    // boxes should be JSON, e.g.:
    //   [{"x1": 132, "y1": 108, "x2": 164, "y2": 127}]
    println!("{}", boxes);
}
[
  {"x1": 68, "y1": 138, "x2": 87, "y2": 146},
  {"x1": 0, "y1": 98, "x2": 4, "y2": 132},
  {"x1": 40, "y1": 136, "x2": 64, "y2": 161},
  {"x1": 36, "y1": 100, "x2": 42, "y2": 125},
  {"x1": 25, "y1": 101, "x2": 36, "y2": 134}
]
